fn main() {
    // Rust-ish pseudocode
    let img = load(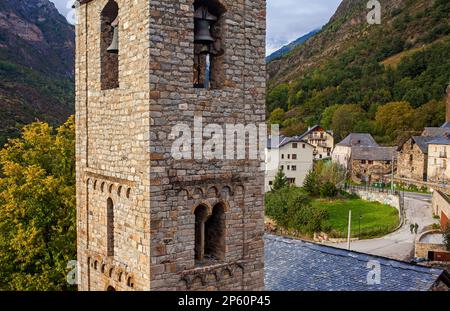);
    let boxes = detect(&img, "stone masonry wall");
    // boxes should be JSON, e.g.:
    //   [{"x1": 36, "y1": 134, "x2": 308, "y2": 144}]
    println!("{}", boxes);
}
[
  {"x1": 148, "y1": 0, "x2": 266, "y2": 291},
  {"x1": 76, "y1": 0, "x2": 151, "y2": 291},
  {"x1": 397, "y1": 138, "x2": 427, "y2": 181},
  {"x1": 76, "y1": 0, "x2": 266, "y2": 291}
]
